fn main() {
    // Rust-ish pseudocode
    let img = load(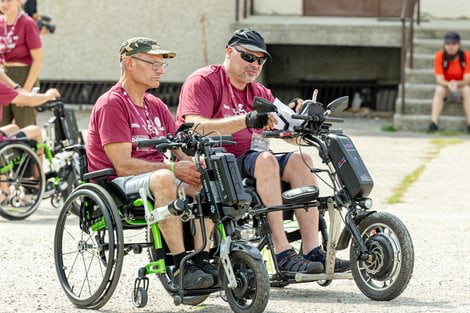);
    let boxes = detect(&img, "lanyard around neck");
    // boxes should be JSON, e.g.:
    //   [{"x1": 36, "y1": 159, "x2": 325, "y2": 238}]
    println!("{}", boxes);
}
[
  {"x1": 0, "y1": 12, "x2": 24, "y2": 64},
  {"x1": 118, "y1": 84, "x2": 156, "y2": 136}
]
